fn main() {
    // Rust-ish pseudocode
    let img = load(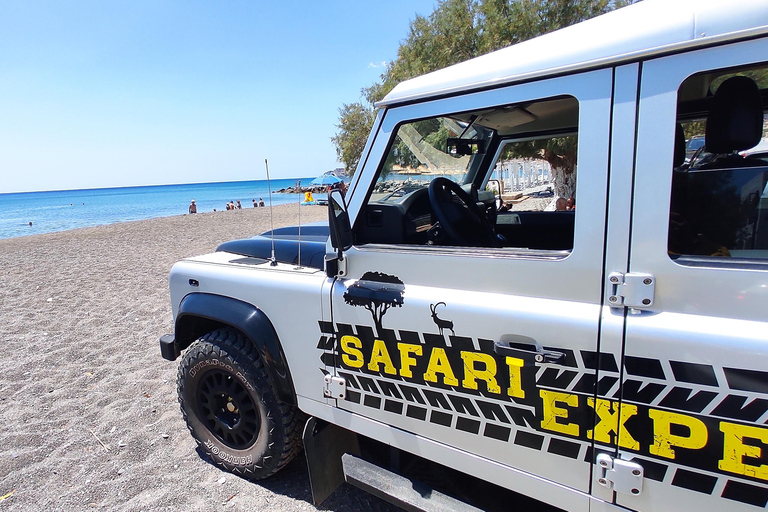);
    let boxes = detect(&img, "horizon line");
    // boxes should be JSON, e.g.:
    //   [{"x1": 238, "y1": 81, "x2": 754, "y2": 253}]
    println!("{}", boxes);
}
[{"x1": 0, "y1": 176, "x2": 332, "y2": 196}]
